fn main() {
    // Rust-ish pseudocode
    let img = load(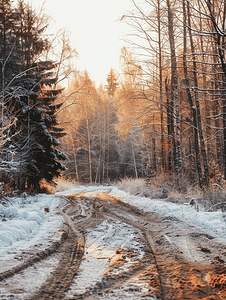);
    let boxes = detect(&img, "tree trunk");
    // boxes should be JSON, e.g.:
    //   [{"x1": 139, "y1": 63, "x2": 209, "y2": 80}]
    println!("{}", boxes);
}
[
  {"x1": 106, "y1": 102, "x2": 110, "y2": 180},
  {"x1": 102, "y1": 105, "x2": 106, "y2": 180},
  {"x1": 166, "y1": 0, "x2": 182, "y2": 174},
  {"x1": 70, "y1": 131, "x2": 79, "y2": 181},
  {"x1": 95, "y1": 119, "x2": 102, "y2": 184},
  {"x1": 222, "y1": 78, "x2": 226, "y2": 179},
  {"x1": 187, "y1": 1, "x2": 209, "y2": 185},
  {"x1": 132, "y1": 141, "x2": 138, "y2": 179},
  {"x1": 157, "y1": 0, "x2": 165, "y2": 172},
  {"x1": 182, "y1": 0, "x2": 203, "y2": 187},
  {"x1": 86, "y1": 116, "x2": 92, "y2": 183},
  {"x1": 197, "y1": 0, "x2": 211, "y2": 173},
  {"x1": 165, "y1": 78, "x2": 175, "y2": 172}
]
